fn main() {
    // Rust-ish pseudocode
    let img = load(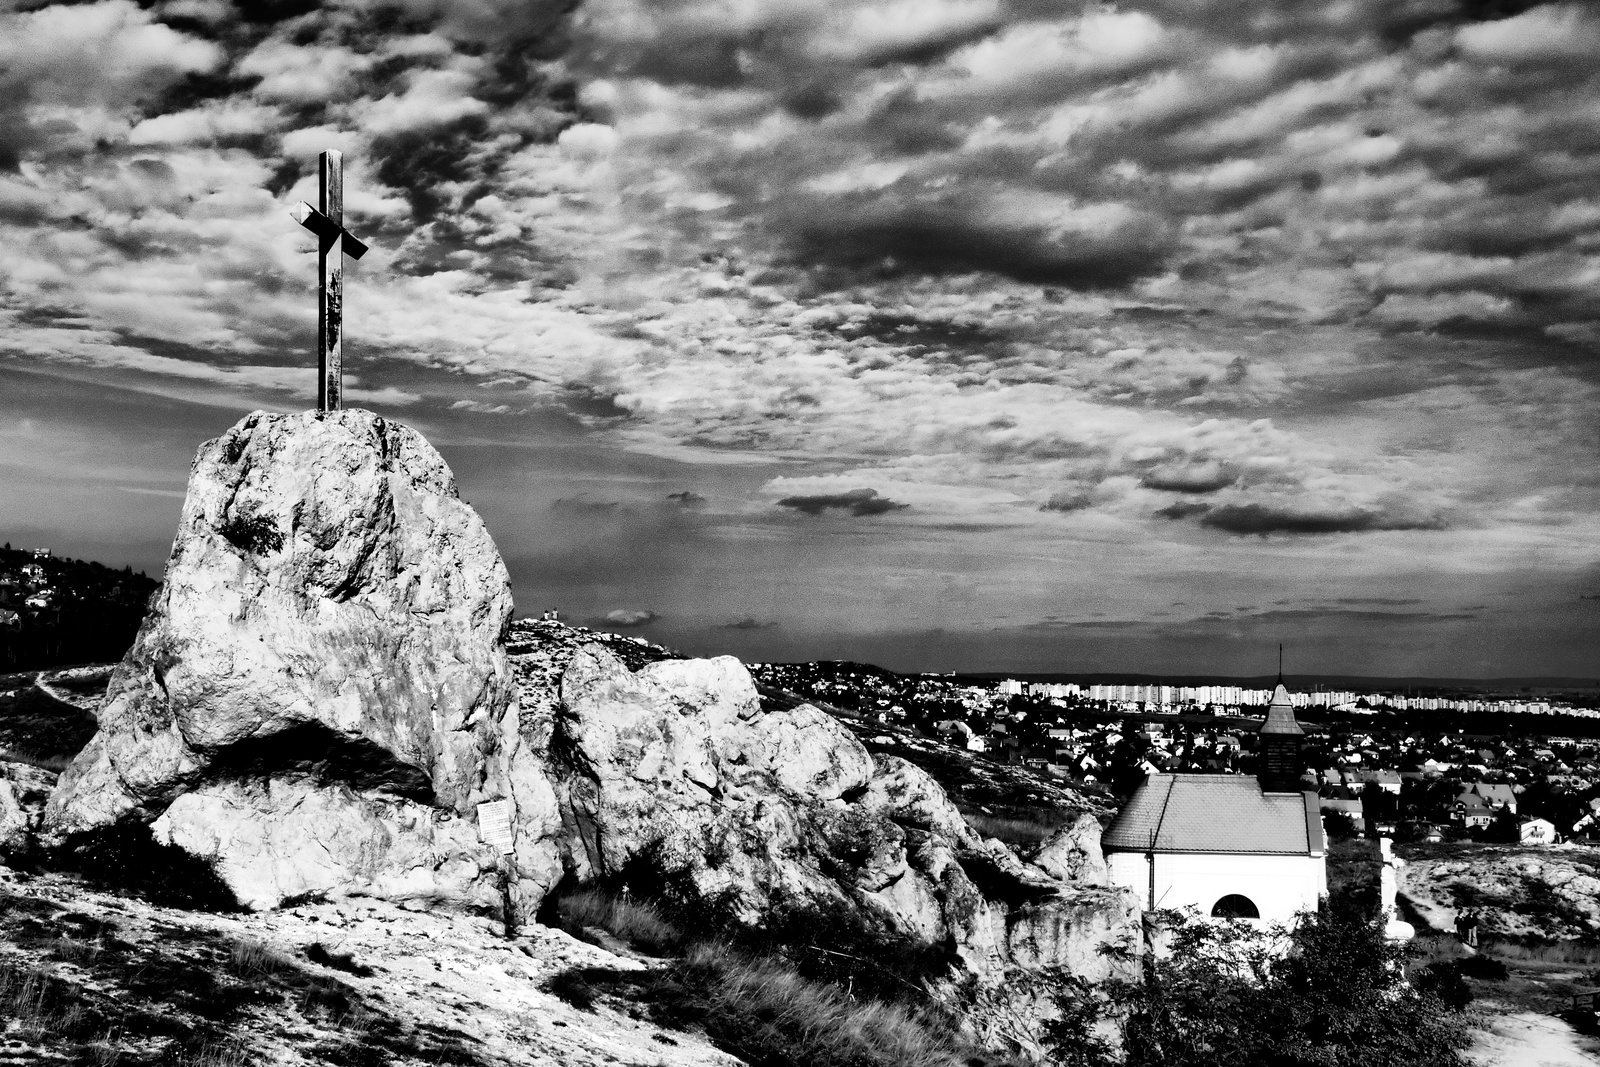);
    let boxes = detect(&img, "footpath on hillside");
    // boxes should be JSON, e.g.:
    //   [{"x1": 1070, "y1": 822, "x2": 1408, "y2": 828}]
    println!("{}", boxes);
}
[{"x1": 1469, "y1": 1002, "x2": 1600, "y2": 1066}]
